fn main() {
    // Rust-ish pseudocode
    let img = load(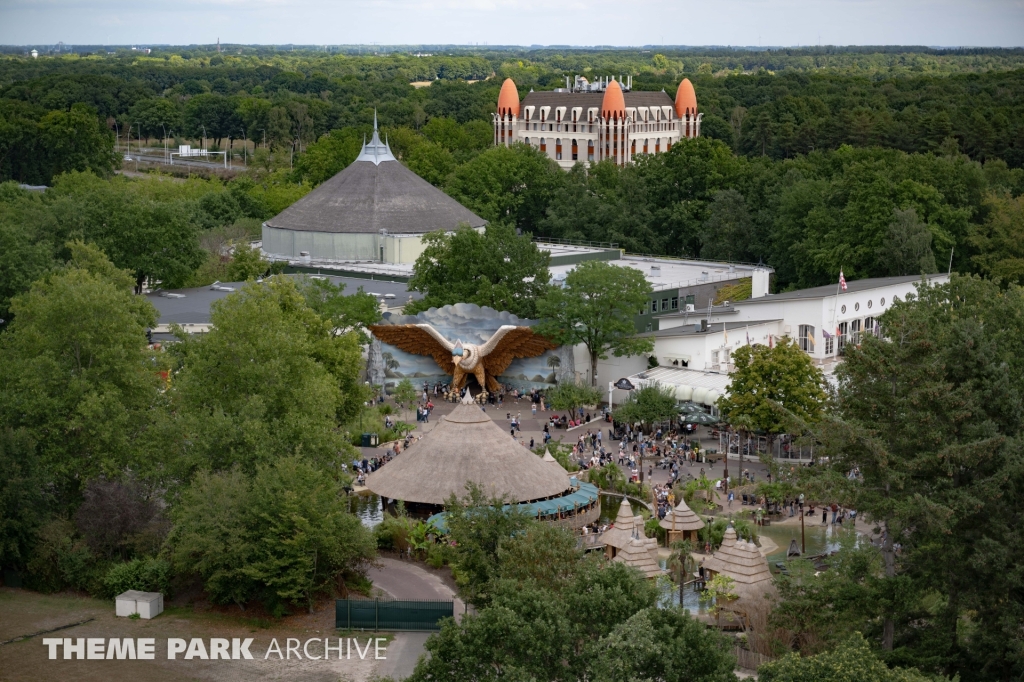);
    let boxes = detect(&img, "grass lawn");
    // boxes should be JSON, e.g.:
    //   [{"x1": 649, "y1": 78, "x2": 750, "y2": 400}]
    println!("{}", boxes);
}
[{"x1": 0, "y1": 587, "x2": 386, "y2": 682}]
